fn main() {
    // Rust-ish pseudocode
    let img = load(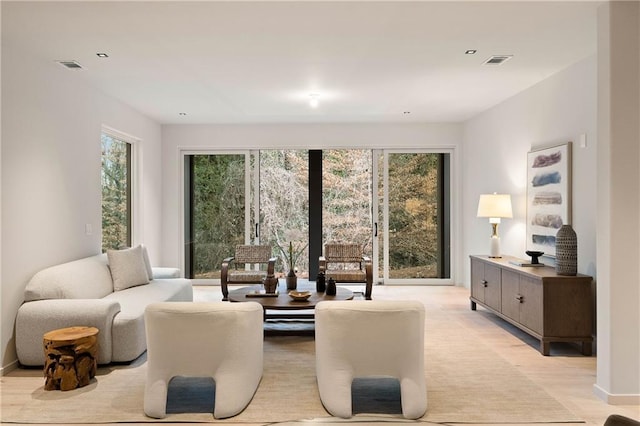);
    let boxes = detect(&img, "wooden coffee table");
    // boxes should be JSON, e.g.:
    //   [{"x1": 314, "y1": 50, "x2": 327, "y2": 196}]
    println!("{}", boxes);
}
[{"x1": 228, "y1": 280, "x2": 353, "y2": 332}]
